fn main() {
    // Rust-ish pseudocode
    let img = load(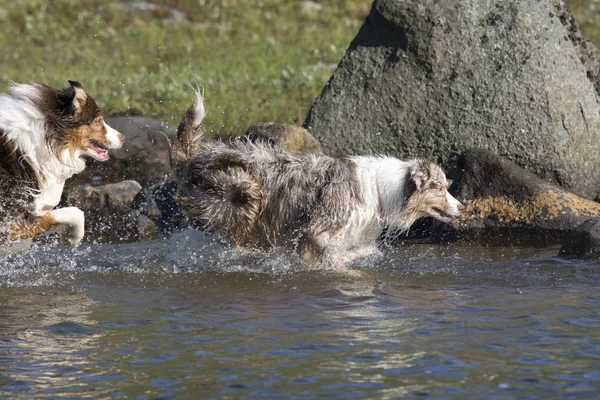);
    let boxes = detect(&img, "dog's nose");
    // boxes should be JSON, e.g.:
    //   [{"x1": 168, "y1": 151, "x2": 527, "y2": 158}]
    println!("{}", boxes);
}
[
  {"x1": 457, "y1": 203, "x2": 464, "y2": 212},
  {"x1": 118, "y1": 133, "x2": 125, "y2": 145}
]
